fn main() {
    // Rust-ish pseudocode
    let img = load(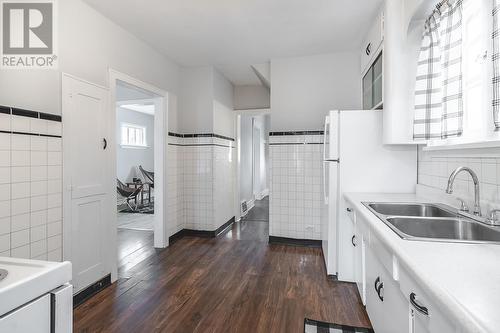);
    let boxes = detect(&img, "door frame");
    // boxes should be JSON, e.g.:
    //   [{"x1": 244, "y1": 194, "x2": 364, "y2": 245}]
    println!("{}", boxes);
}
[
  {"x1": 108, "y1": 69, "x2": 169, "y2": 282},
  {"x1": 234, "y1": 108, "x2": 270, "y2": 222}
]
